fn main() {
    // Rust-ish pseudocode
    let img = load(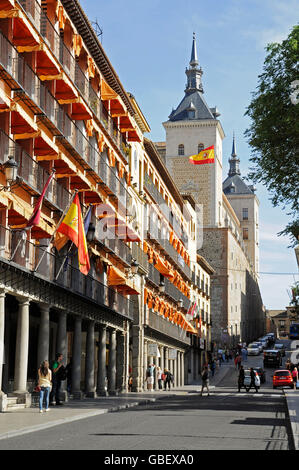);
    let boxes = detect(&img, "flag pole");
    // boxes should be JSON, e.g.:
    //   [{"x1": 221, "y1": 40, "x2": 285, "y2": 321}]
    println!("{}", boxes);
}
[
  {"x1": 53, "y1": 203, "x2": 92, "y2": 281},
  {"x1": 33, "y1": 189, "x2": 78, "y2": 273}
]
